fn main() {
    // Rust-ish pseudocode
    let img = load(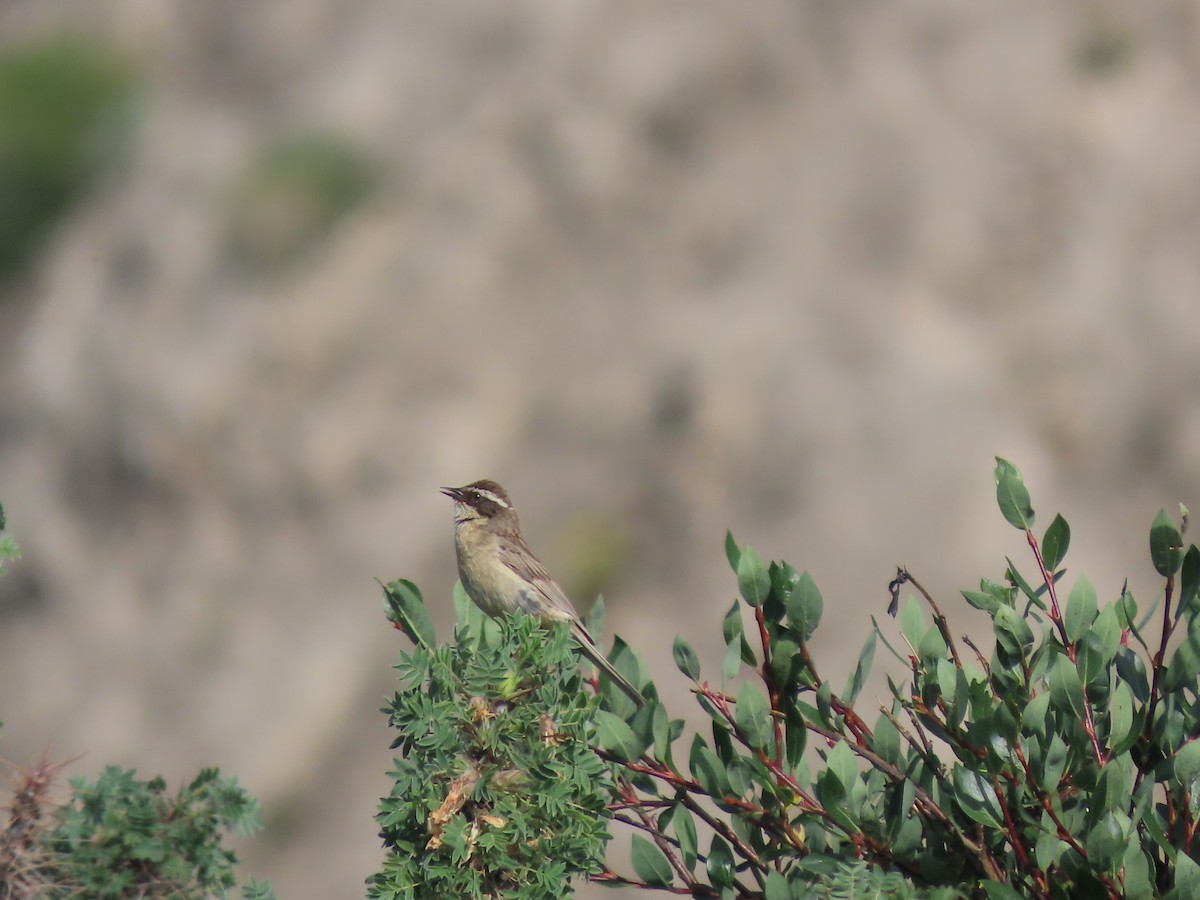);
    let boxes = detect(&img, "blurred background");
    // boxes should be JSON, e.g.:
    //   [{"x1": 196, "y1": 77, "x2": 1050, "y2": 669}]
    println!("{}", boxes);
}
[{"x1": 1, "y1": 1, "x2": 1198, "y2": 896}]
